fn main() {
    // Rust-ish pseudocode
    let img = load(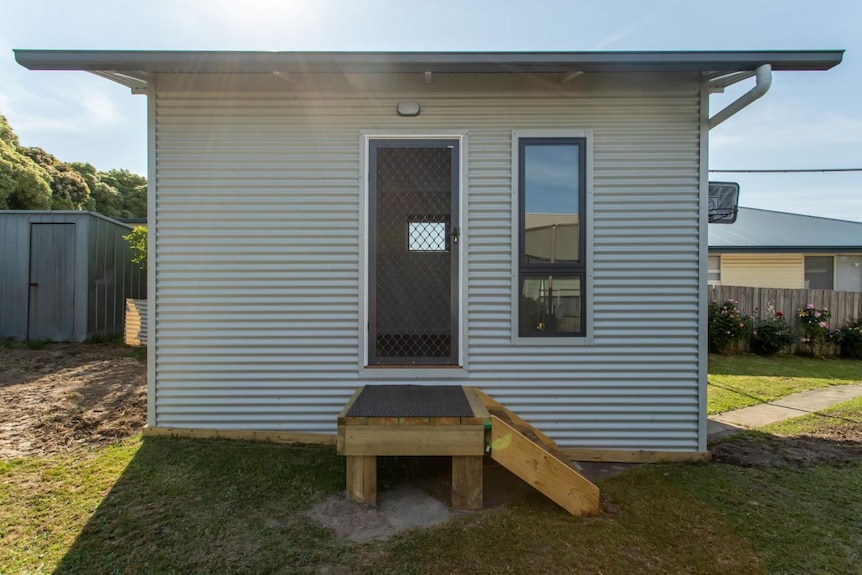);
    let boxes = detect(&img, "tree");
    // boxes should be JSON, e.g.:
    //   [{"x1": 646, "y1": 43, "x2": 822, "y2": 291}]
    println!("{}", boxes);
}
[
  {"x1": 123, "y1": 226, "x2": 147, "y2": 270},
  {"x1": 0, "y1": 117, "x2": 53, "y2": 209},
  {"x1": 21, "y1": 146, "x2": 91, "y2": 210},
  {"x1": 1, "y1": 115, "x2": 146, "y2": 217},
  {"x1": 0, "y1": 114, "x2": 20, "y2": 146}
]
